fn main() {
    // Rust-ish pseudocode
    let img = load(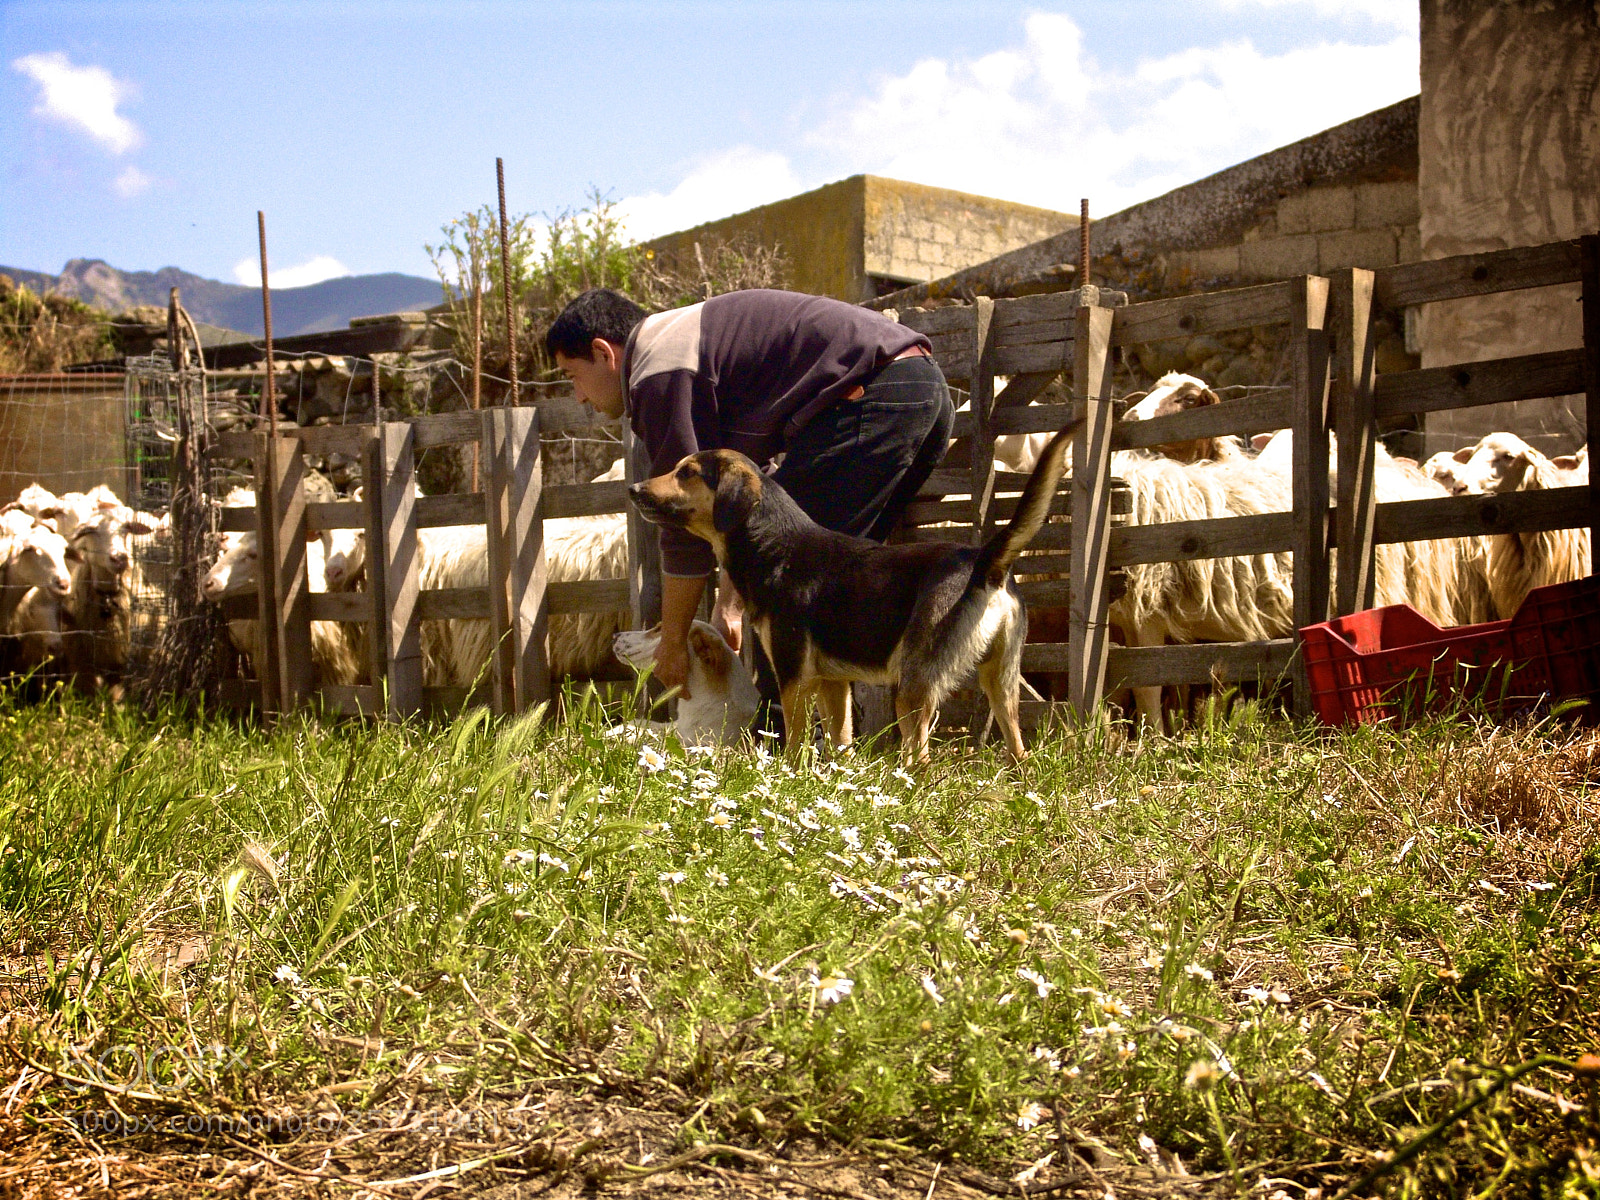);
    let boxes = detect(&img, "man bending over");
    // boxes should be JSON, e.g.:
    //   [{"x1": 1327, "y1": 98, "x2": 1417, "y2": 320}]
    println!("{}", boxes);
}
[{"x1": 547, "y1": 287, "x2": 954, "y2": 735}]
